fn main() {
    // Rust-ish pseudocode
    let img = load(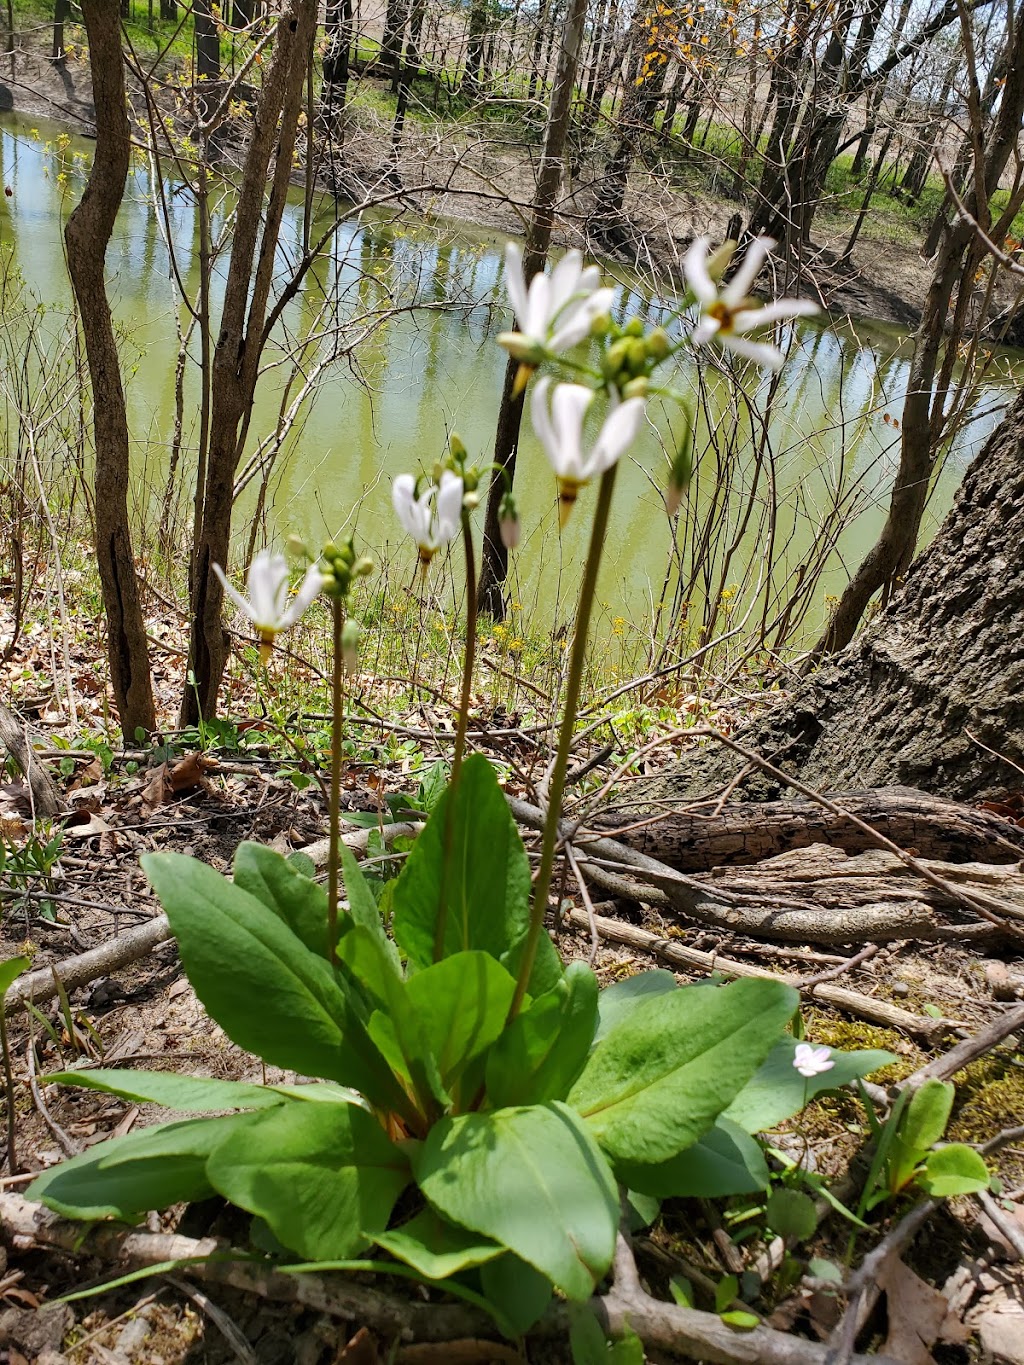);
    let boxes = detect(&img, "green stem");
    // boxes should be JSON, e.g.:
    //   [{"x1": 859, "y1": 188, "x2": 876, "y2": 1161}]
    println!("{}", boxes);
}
[
  {"x1": 327, "y1": 596, "x2": 344, "y2": 967},
  {"x1": 433, "y1": 510, "x2": 477, "y2": 961},
  {"x1": 508, "y1": 465, "x2": 617, "y2": 1018}
]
